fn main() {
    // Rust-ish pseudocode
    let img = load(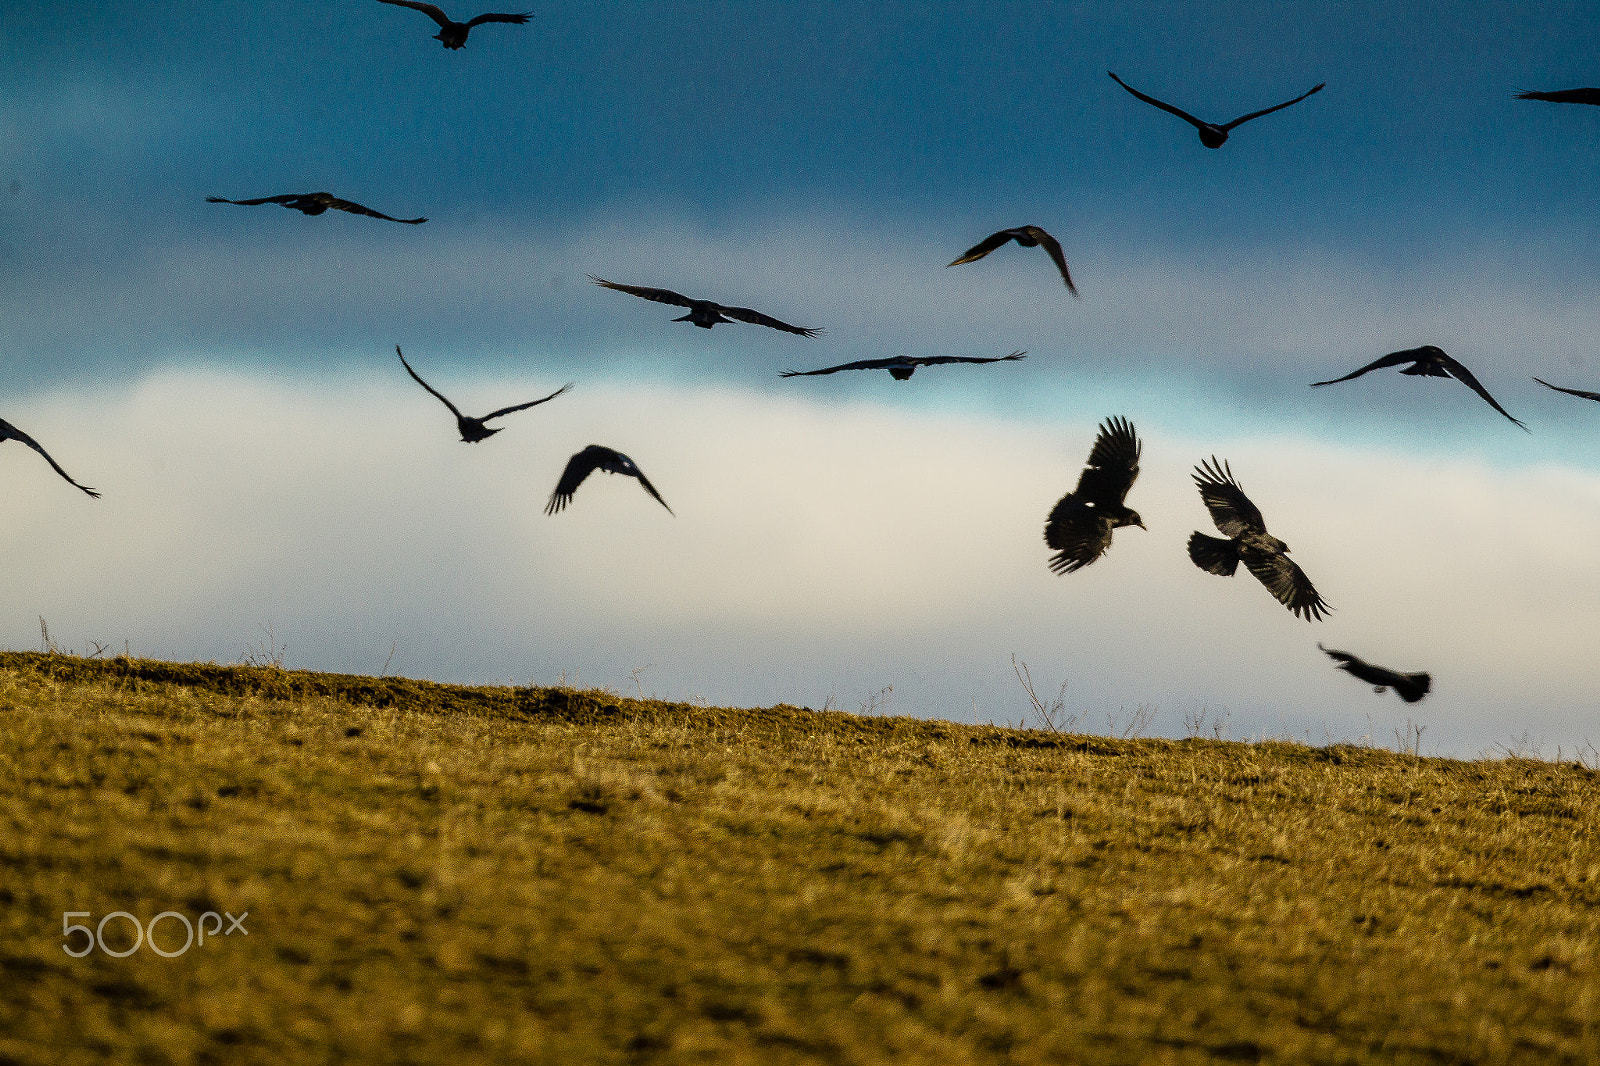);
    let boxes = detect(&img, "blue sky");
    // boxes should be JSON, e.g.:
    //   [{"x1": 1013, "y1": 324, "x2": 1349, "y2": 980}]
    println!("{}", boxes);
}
[{"x1": 4, "y1": 1, "x2": 1600, "y2": 755}]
